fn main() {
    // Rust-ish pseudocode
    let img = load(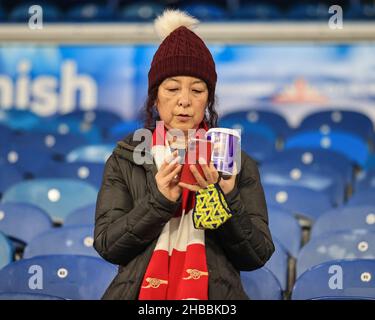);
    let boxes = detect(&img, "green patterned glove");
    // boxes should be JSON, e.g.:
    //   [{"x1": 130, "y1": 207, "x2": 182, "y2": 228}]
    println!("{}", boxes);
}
[{"x1": 192, "y1": 183, "x2": 233, "y2": 230}]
